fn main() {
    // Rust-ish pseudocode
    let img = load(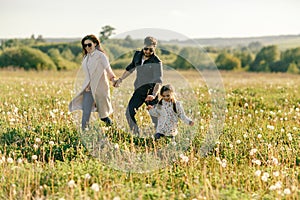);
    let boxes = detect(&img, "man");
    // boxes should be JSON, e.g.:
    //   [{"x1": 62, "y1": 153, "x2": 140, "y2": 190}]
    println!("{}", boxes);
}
[{"x1": 114, "y1": 36, "x2": 163, "y2": 135}]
